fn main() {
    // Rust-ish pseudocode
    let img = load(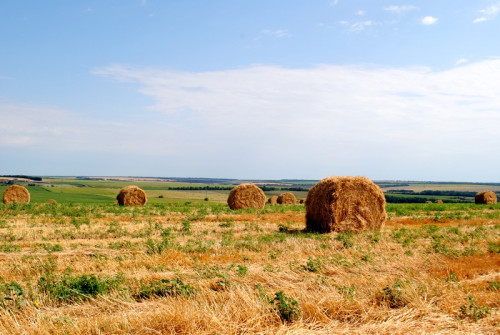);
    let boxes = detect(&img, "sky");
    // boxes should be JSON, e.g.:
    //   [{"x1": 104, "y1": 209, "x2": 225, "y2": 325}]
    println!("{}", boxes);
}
[{"x1": 1, "y1": 1, "x2": 500, "y2": 181}]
